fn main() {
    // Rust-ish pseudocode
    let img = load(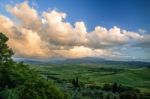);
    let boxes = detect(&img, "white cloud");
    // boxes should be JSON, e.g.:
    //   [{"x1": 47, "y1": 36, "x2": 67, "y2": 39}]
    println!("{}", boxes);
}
[
  {"x1": 138, "y1": 28, "x2": 146, "y2": 34},
  {"x1": 0, "y1": 1, "x2": 149, "y2": 59}
]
